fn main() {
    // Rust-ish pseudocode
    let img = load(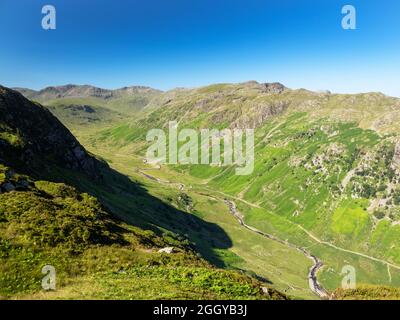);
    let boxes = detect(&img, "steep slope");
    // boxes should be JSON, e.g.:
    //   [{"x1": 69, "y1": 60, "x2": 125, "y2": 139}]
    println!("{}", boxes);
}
[
  {"x1": 0, "y1": 86, "x2": 285, "y2": 300},
  {"x1": 0, "y1": 85, "x2": 103, "y2": 179},
  {"x1": 92, "y1": 81, "x2": 400, "y2": 296},
  {"x1": 101, "y1": 81, "x2": 399, "y2": 147}
]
